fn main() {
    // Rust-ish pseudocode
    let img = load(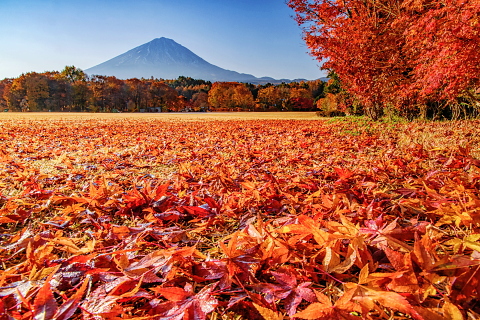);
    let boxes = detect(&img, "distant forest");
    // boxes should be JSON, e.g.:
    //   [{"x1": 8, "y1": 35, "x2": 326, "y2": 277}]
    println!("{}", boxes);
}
[{"x1": 0, "y1": 66, "x2": 332, "y2": 114}]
